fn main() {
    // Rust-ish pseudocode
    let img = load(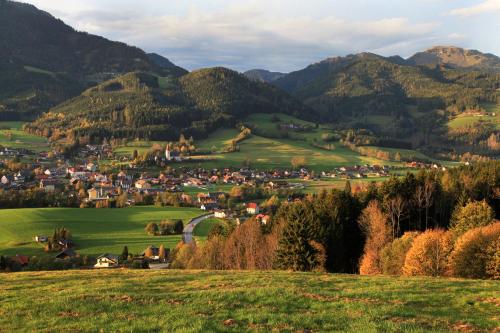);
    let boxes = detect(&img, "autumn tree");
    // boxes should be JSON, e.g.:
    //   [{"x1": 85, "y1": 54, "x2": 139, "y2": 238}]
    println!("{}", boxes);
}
[
  {"x1": 450, "y1": 200, "x2": 495, "y2": 236},
  {"x1": 159, "y1": 244, "x2": 166, "y2": 262},
  {"x1": 380, "y1": 232, "x2": 418, "y2": 275},
  {"x1": 358, "y1": 201, "x2": 392, "y2": 275},
  {"x1": 403, "y1": 229, "x2": 453, "y2": 277},
  {"x1": 145, "y1": 222, "x2": 159, "y2": 235},
  {"x1": 449, "y1": 222, "x2": 500, "y2": 279}
]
